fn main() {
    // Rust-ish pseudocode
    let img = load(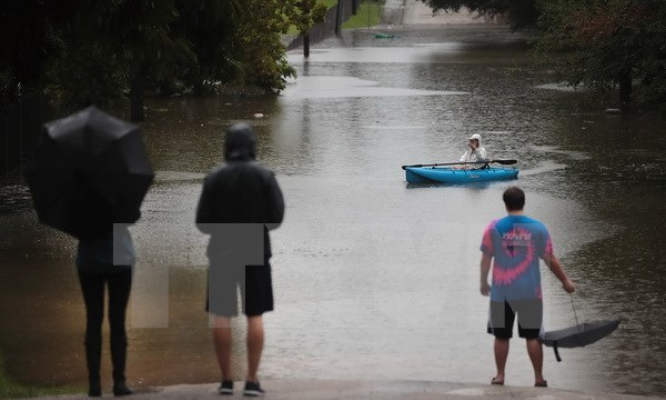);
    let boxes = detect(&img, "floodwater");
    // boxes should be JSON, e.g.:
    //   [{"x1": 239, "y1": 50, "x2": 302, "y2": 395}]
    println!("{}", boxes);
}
[{"x1": 1, "y1": 25, "x2": 666, "y2": 396}]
